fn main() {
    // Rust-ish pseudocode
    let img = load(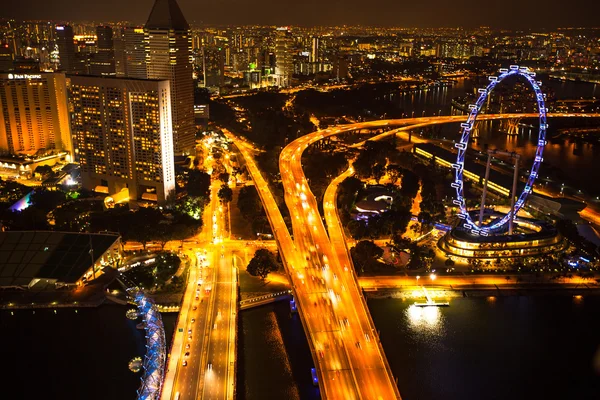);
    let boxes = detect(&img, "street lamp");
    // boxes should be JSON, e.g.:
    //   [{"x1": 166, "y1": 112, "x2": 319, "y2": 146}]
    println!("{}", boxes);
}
[
  {"x1": 416, "y1": 275, "x2": 420, "y2": 286},
  {"x1": 429, "y1": 273, "x2": 436, "y2": 283}
]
